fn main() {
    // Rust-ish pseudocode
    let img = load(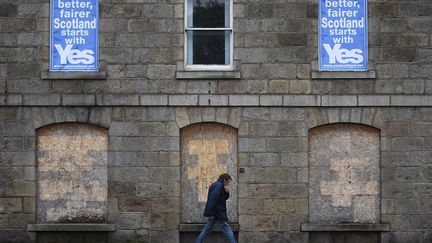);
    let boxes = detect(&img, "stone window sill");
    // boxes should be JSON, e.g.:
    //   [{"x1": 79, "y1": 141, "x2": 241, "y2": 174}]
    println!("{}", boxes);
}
[
  {"x1": 176, "y1": 61, "x2": 241, "y2": 80},
  {"x1": 300, "y1": 223, "x2": 390, "y2": 232},
  {"x1": 311, "y1": 71, "x2": 376, "y2": 79},
  {"x1": 27, "y1": 224, "x2": 116, "y2": 232},
  {"x1": 42, "y1": 71, "x2": 106, "y2": 80},
  {"x1": 179, "y1": 223, "x2": 239, "y2": 232}
]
